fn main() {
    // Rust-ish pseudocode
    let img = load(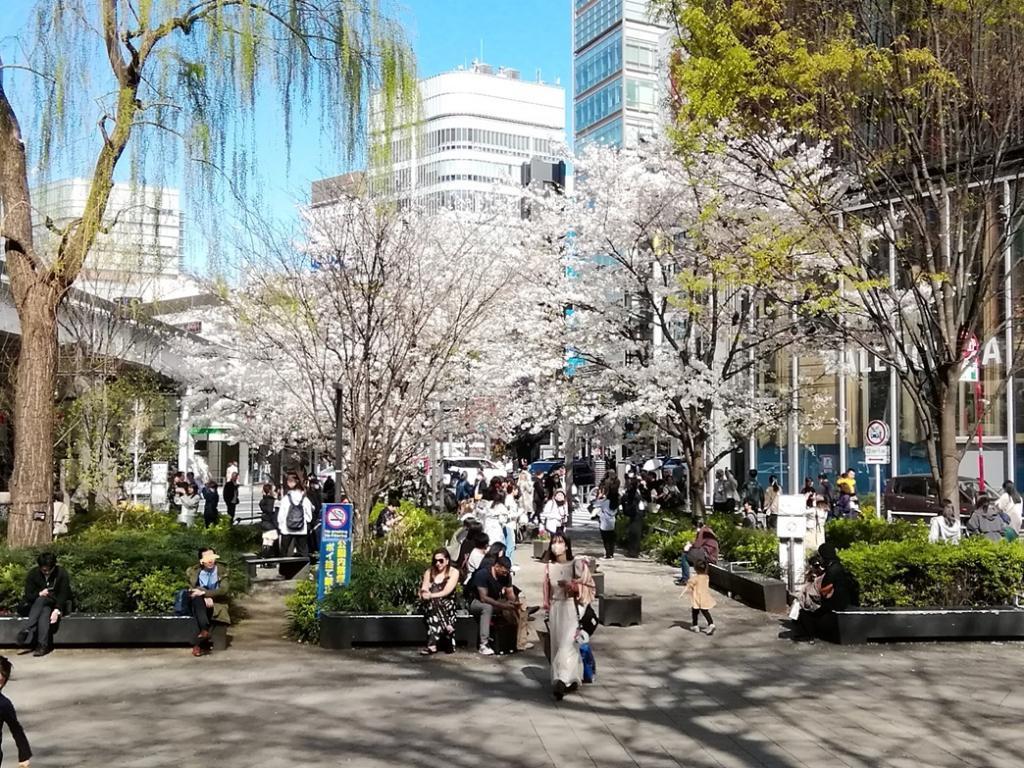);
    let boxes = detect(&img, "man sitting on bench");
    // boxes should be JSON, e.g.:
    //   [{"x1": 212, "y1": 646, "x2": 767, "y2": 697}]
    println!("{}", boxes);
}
[
  {"x1": 17, "y1": 552, "x2": 72, "y2": 657},
  {"x1": 186, "y1": 548, "x2": 231, "y2": 657}
]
